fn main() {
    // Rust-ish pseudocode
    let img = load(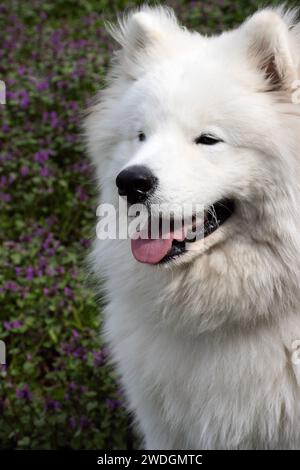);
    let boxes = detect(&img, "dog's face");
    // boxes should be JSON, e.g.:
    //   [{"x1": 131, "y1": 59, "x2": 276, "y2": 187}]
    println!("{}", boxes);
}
[
  {"x1": 87, "y1": 7, "x2": 300, "y2": 271},
  {"x1": 112, "y1": 57, "x2": 283, "y2": 266}
]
